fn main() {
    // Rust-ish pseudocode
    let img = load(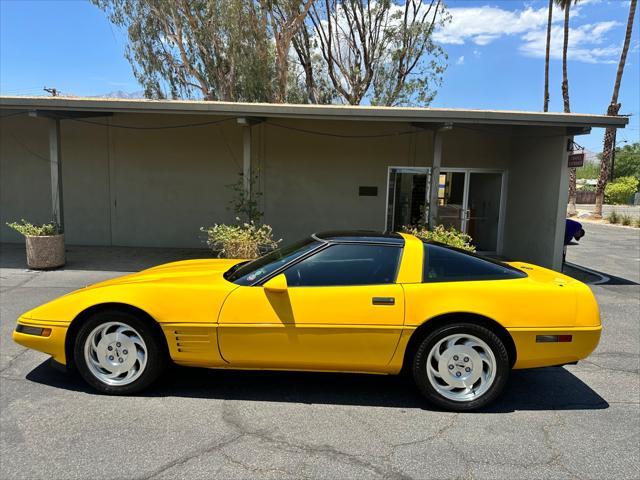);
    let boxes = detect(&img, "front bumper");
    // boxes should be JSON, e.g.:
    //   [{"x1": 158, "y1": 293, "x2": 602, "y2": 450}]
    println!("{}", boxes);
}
[
  {"x1": 509, "y1": 326, "x2": 601, "y2": 369},
  {"x1": 12, "y1": 316, "x2": 69, "y2": 365}
]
